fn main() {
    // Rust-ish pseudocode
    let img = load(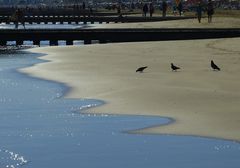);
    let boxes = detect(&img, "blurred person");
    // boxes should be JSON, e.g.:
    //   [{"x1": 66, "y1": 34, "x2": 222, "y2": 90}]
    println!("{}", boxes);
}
[
  {"x1": 207, "y1": 0, "x2": 214, "y2": 23},
  {"x1": 143, "y1": 3, "x2": 148, "y2": 17},
  {"x1": 162, "y1": 0, "x2": 167, "y2": 17},
  {"x1": 13, "y1": 9, "x2": 25, "y2": 29},
  {"x1": 149, "y1": 2, "x2": 154, "y2": 17},
  {"x1": 196, "y1": 1, "x2": 203, "y2": 23},
  {"x1": 177, "y1": 1, "x2": 183, "y2": 16}
]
